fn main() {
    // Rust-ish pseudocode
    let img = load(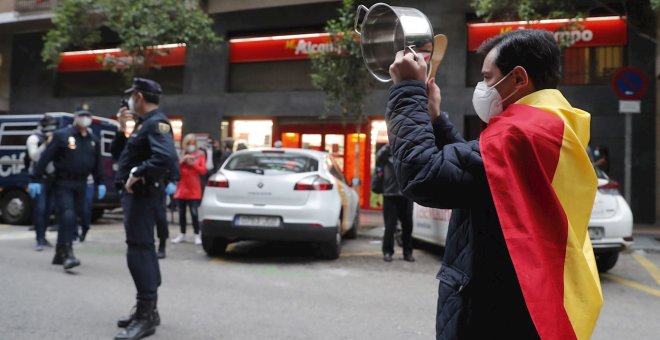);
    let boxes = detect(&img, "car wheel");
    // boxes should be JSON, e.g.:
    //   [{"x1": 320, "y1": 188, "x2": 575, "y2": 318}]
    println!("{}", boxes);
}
[
  {"x1": 202, "y1": 235, "x2": 228, "y2": 256},
  {"x1": 1, "y1": 190, "x2": 32, "y2": 225},
  {"x1": 319, "y1": 219, "x2": 341, "y2": 260},
  {"x1": 596, "y1": 251, "x2": 619, "y2": 272},
  {"x1": 91, "y1": 208, "x2": 104, "y2": 222},
  {"x1": 345, "y1": 209, "x2": 359, "y2": 240}
]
